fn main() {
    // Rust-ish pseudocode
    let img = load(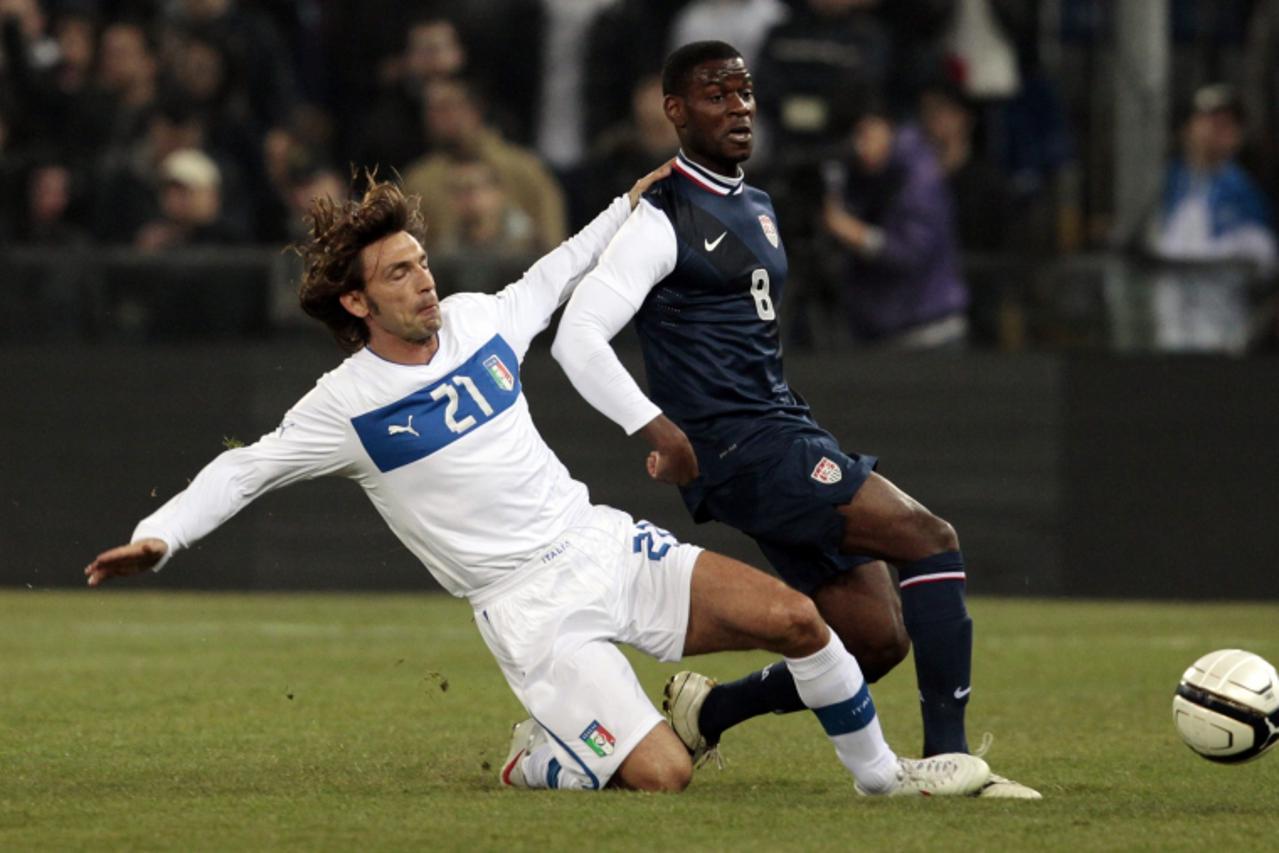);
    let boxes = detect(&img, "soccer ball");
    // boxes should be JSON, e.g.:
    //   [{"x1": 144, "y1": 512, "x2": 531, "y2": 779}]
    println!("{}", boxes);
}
[{"x1": 1172, "y1": 649, "x2": 1279, "y2": 763}]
